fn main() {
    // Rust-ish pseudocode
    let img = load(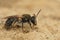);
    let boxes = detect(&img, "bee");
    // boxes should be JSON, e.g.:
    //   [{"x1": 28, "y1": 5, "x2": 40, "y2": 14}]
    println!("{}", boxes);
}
[{"x1": 4, "y1": 9, "x2": 41, "y2": 30}]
